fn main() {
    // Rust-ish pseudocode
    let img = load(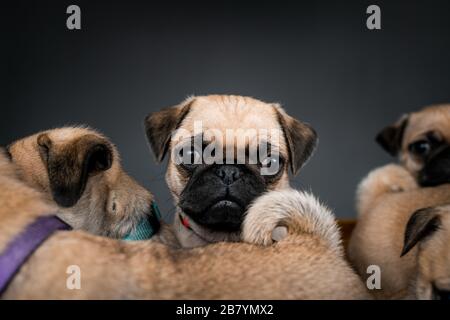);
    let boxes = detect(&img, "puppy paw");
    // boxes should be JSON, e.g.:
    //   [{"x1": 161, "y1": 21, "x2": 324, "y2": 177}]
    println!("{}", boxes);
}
[
  {"x1": 241, "y1": 189, "x2": 342, "y2": 254},
  {"x1": 356, "y1": 164, "x2": 418, "y2": 216},
  {"x1": 363, "y1": 164, "x2": 417, "y2": 193}
]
